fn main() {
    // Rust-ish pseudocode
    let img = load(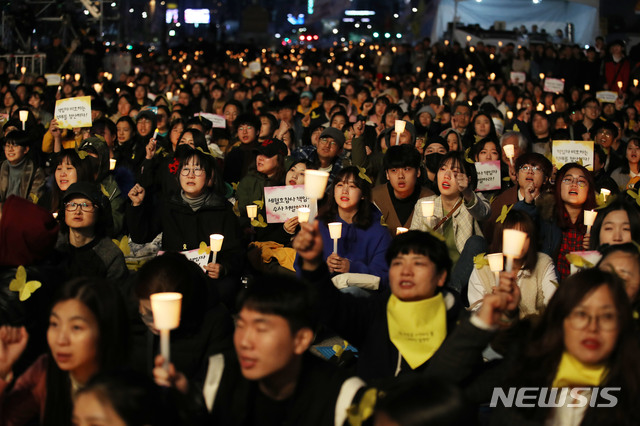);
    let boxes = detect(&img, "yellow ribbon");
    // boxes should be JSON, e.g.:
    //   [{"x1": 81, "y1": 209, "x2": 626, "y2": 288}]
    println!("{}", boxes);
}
[
  {"x1": 346, "y1": 388, "x2": 378, "y2": 426},
  {"x1": 252, "y1": 199, "x2": 265, "y2": 209},
  {"x1": 112, "y1": 236, "x2": 131, "y2": 256},
  {"x1": 198, "y1": 241, "x2": 210, "y2": 255},
  {"x1": 386, "y1": 293, "x2": 447, "y2": 369},
  {"x1": 474, "y1": 253, "x2": 489, "y2": 269},
  {"x1": 495, "y1": 204, "x2": 513, "y2": 224},
  {"x1": 552, "y1": 352, "x2": 608, "y2": 388},
  {"x1": 565, "y1": 253, "x2": 594, "y2": 269},
  {"x1": 357, "y1": 166, "x2": 372, "y2": 184}
]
